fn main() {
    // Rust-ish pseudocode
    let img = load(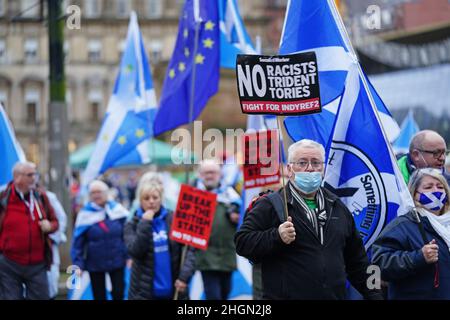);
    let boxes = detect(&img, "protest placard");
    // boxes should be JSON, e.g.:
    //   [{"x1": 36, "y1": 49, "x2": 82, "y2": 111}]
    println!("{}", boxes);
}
[
  {"x1": 236, "y1": 52, "x2": 321, "y2": 115},
  {"x1": 170, "y1": 184, "x2": 217, "y2": 250},
  {"x1": 243, "y1": 129, "x2": 280, "y2": 189}
]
